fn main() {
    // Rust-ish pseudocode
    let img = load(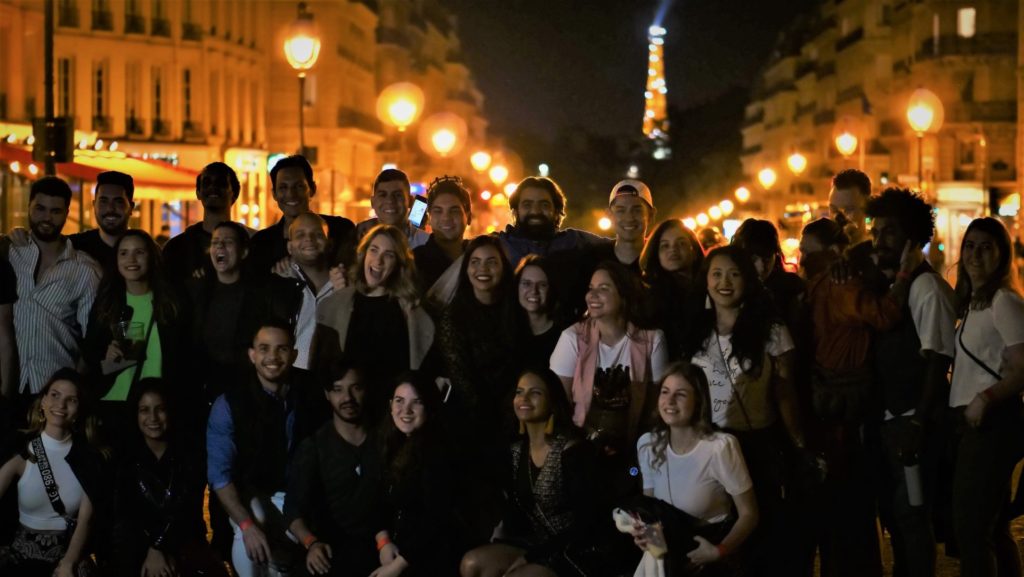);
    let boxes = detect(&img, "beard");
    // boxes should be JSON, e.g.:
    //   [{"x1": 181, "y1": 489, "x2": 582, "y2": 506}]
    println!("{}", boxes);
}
[
  {"x1": 516, "y1": 214, "x2": 557, "y2": 241},
  {"x1": 334, "y1": 402, "x2": 363, "y2": 424},
  {"x1": 98, "y1": 213, "x2": 129, "y2": 236},
  {"x1": 29, "y1": 219, "x2": 62, "y2": 242}
]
